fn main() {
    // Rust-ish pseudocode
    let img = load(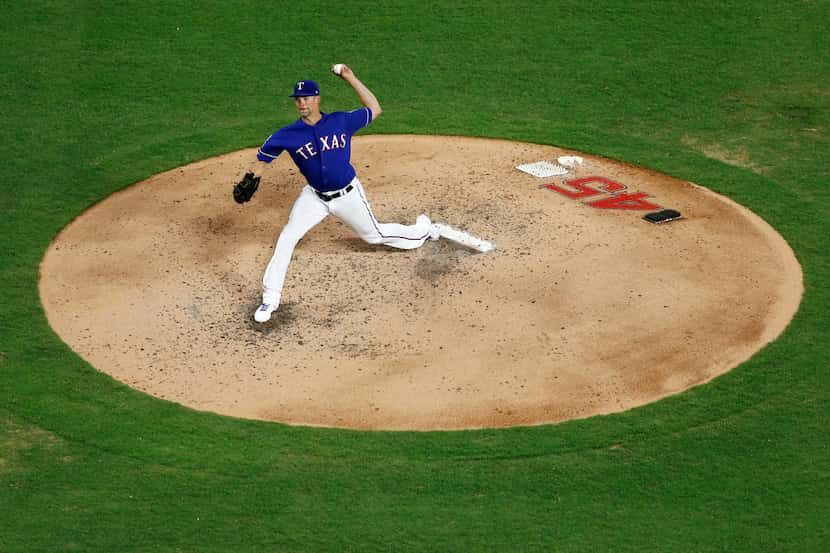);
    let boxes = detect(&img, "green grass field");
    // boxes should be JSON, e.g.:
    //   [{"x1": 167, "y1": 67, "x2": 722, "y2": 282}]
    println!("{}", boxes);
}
[{"x1": 2, "y1": 2, "x2": 828, "y2": 551}]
